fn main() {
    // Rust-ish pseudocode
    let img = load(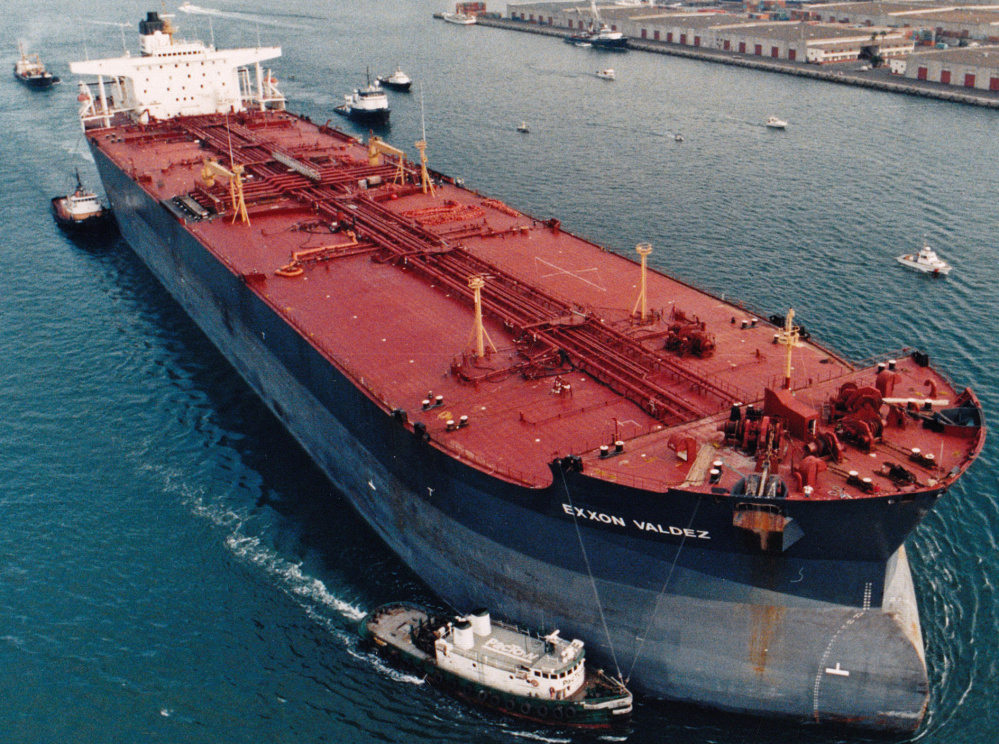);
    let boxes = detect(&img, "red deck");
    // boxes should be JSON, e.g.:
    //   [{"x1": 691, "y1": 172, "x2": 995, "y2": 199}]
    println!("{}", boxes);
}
[{"x1": 88, "y1": 110, "x2": 983, "y2": 498}]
